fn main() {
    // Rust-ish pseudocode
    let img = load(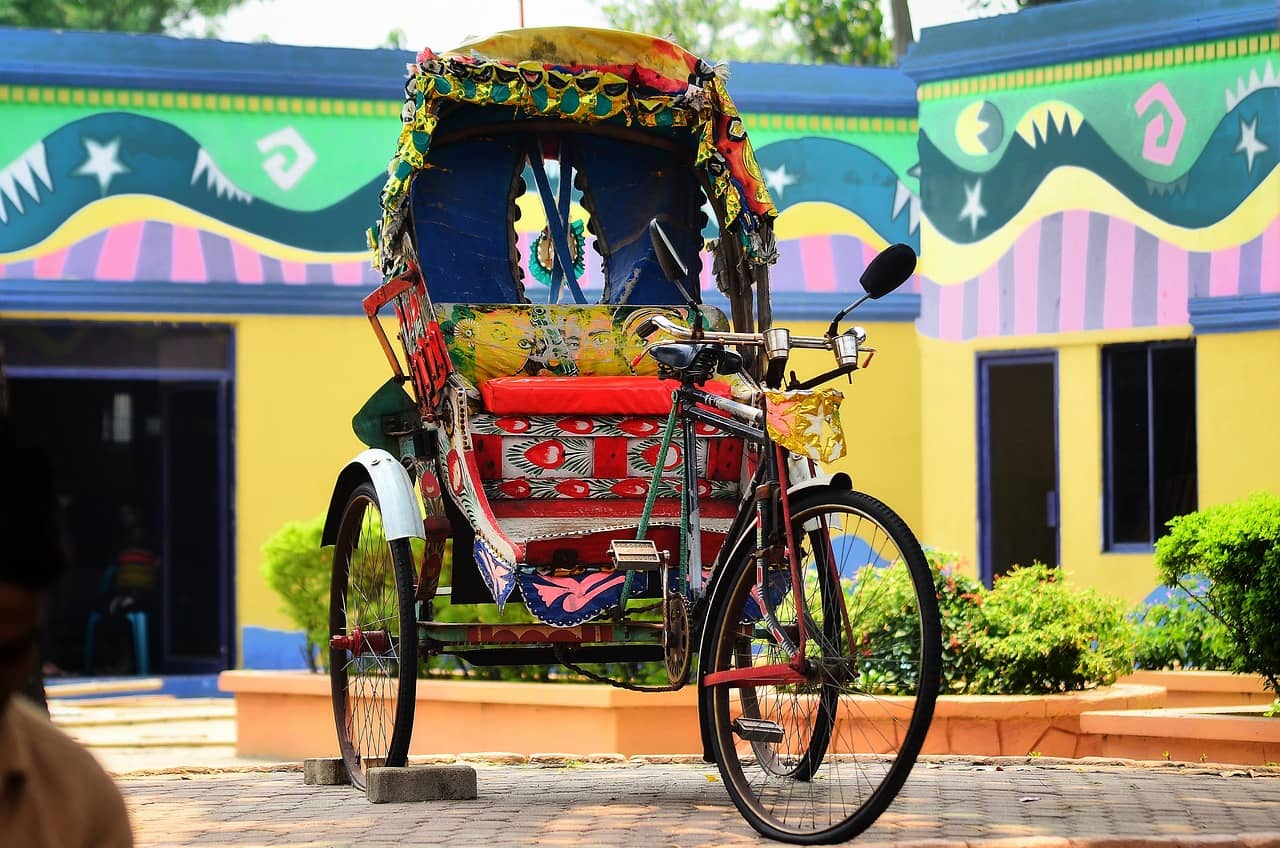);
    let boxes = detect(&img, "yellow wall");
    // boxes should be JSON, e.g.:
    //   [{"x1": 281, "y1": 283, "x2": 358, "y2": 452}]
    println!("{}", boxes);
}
[
  {"x1": 917, "y1": 325, "x2": 1219, "y2": 603},
  {"x1": 1196, "y1": 329, "x2": 1280, "y2": 508},
  {"x1": 789, "y1": 320, "x2": 923, "y2": 531},
  {"x1": 233, "y1": 315, "x2": 400, "y2": 637}
]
